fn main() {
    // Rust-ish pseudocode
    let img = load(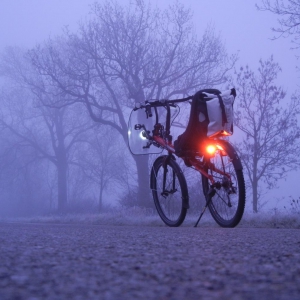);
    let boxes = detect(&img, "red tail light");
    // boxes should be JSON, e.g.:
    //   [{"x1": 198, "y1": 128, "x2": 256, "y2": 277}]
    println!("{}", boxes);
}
[
  {"x1": 205, "y1": 143, "x2": 226, "y2": 156},
  {"x1": 206, "y1": 145, "x2": 217, "y2": 155}
]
